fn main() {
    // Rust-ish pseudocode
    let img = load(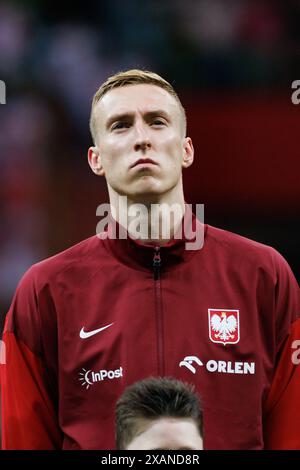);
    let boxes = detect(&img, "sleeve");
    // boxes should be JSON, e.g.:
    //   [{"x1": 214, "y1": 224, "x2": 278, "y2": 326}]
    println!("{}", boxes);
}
[
  {"x1": 0, "y1": 266, "x2": 63, "y2": 449},
  {"x1": 263, "y1": 318, "x2": 300, "y2": 449},
  {"x1": 263, "y1": 252, "x2": 300, "y2": 449}
]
